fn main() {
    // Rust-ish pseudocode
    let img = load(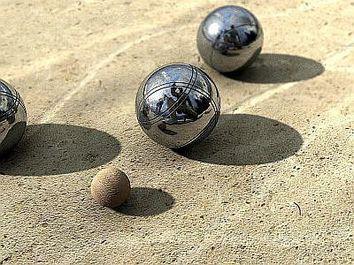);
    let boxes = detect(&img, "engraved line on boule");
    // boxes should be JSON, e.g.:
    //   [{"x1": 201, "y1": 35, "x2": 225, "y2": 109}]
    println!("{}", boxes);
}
[
  {"x1": 138, "y1": 64, "x2": 197, "y2": 124},
  {"x1": 180, "y1": 110, "x2": 220, "y2": 149},
  {"x1": 197, "y1": 66, "x2": 221, "y2": 103},
  {"x1": 138, "y1": 77, "x2": 219, "y2": 127},
  {"x1": 141, "y1": 63, "x2": 193, "y2": 97},
  {"x1": 138, "y1": 64, "x2": 196, "y2": 120},
  {"x1": 0, "y1": 82, "x2": 25, "y2": 121},
  {"x1": 138, "y1": 80, "x2": 219, "y2": 118},
  {"x1": 156, "y1": 64, "x2": 198, "y2": 120},
  {"x1": 178, "y1": 86, "x2": 220, "y2": 149},
  {"x1": 0, "y1": 80, "x2": 27, "y2": 111},
  {"x1": 140, "y1": 94, "x2": 216, "y2": 129},
  {"x1": 138, "y1": 84, "x2": 219, "y2": 126},
  {"x1": 138, "y1": 69, "x2": 220, "y2": 126},
  {"x1": 142, "y1": 64, "x2": 220, "y2": 126}
]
